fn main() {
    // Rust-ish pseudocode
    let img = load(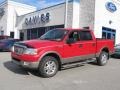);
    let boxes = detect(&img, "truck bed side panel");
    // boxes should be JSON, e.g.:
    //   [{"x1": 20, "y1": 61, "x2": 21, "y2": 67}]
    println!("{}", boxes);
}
[{"x1": 96, "y1": 39, "x2": 114, "y2": 56}]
